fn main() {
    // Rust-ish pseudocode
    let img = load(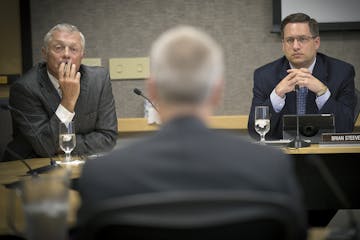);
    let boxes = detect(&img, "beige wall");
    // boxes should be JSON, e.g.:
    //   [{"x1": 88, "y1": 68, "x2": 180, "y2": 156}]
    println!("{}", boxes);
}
[
  {"x1": 30, "y1": 0, "x2": 360, "y2": 118},
  {"x1": 0, "y1": 0, "x2": 22, "y2": 75}
]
